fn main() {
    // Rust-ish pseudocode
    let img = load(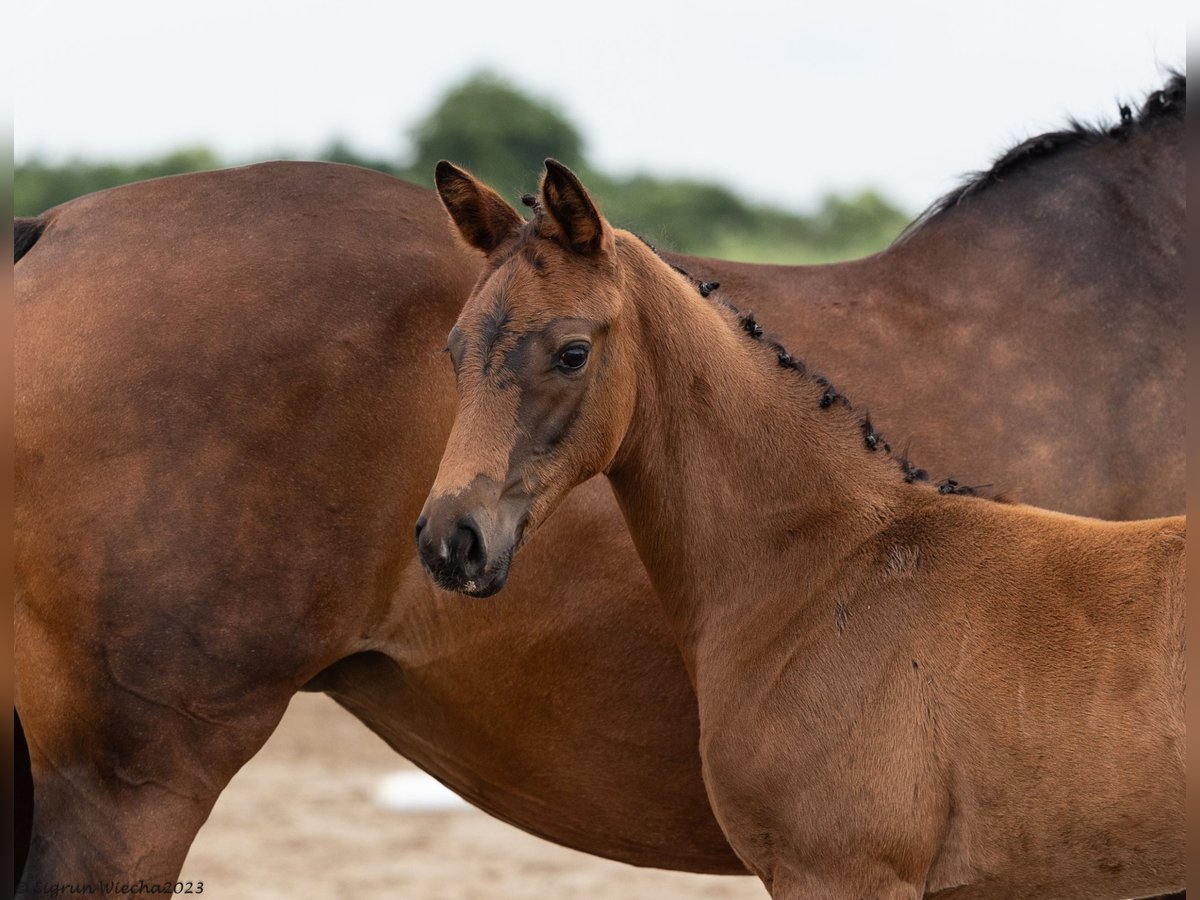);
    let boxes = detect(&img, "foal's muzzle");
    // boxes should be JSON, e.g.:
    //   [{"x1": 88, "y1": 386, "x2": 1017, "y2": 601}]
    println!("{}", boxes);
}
[{"x1": 415, "y1": 507, "x2": 514, "y2": 598}]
